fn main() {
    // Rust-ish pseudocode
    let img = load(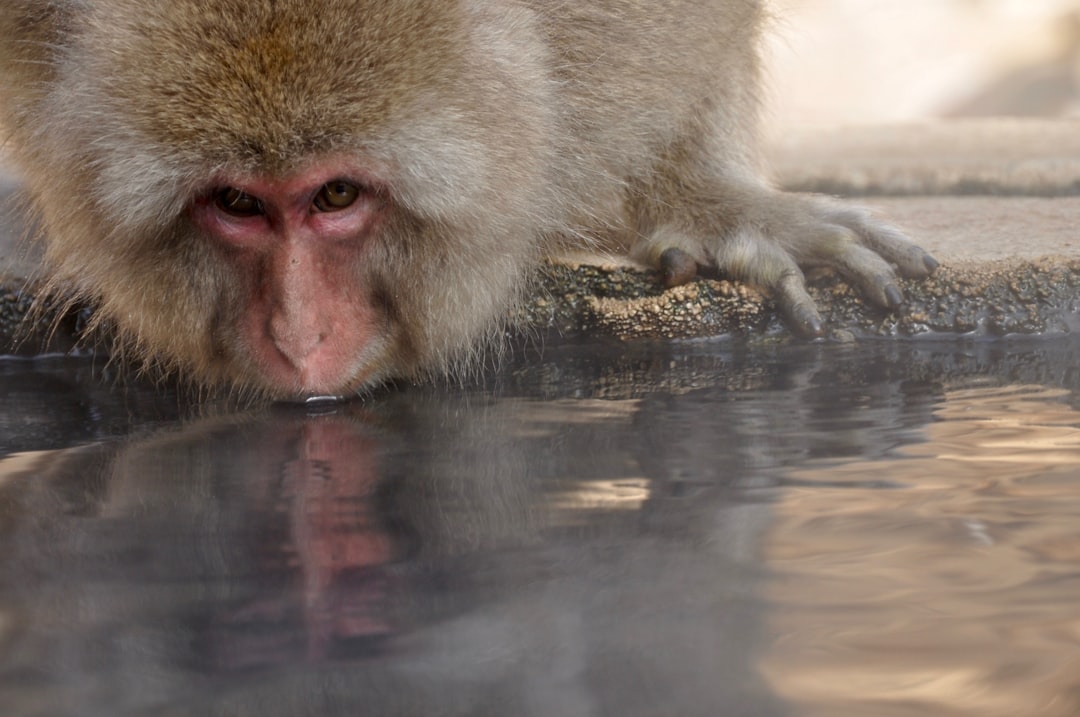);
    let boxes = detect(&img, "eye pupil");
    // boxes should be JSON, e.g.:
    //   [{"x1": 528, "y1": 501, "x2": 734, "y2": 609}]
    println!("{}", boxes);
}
[
  {"x1": 314, "y1": 181, "x2": 360, "y2": 212},
  {"x1": 215, "y1": 188, "x2": 263, "y2": 217}
]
